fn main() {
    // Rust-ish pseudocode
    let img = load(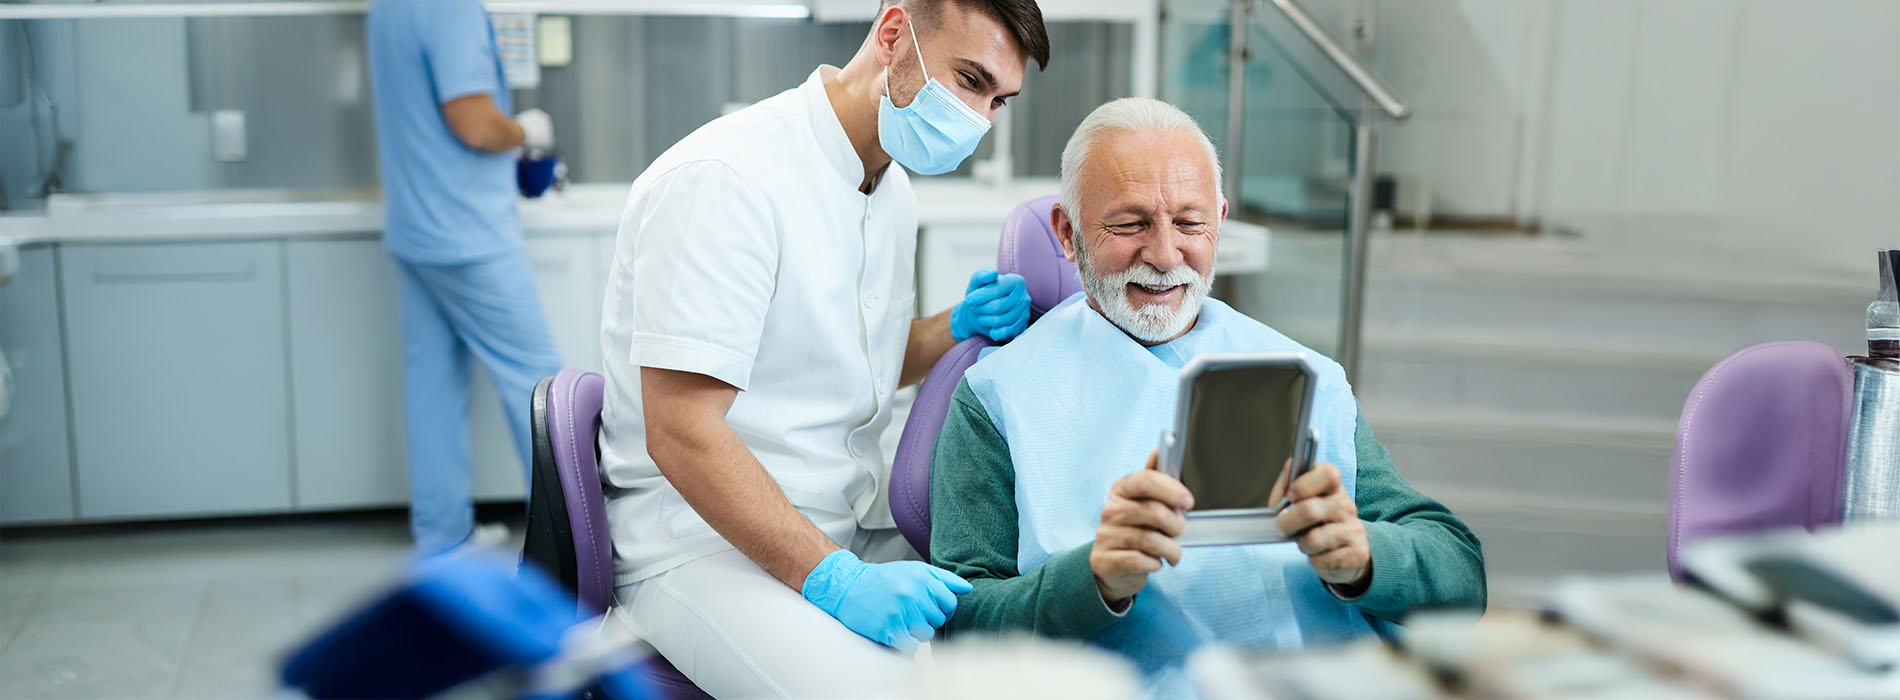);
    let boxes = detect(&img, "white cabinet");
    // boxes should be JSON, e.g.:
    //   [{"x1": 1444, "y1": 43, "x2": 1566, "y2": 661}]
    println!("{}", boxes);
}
[
  {"x1": 60, "y1": 242, "x2": 293, "y2": 519},
  {"x1": 918, "y1": 223, "x2": 1006, "y2": 315},
  {"x1": 912, "y1": 179, "x2": 1061, "y2": 315},
  {"x1": 0, "y1": 246, "x2": 77, "y2": 524},
  {"x1": 285, "y1": 238, "x2": 408, "y2": 510},
  {"x1": 15, "y1": 230, "x2": 612, "y2": 524},
  {"x1": 469, "y1": 234, "x2": 607, "y2": 501}
]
